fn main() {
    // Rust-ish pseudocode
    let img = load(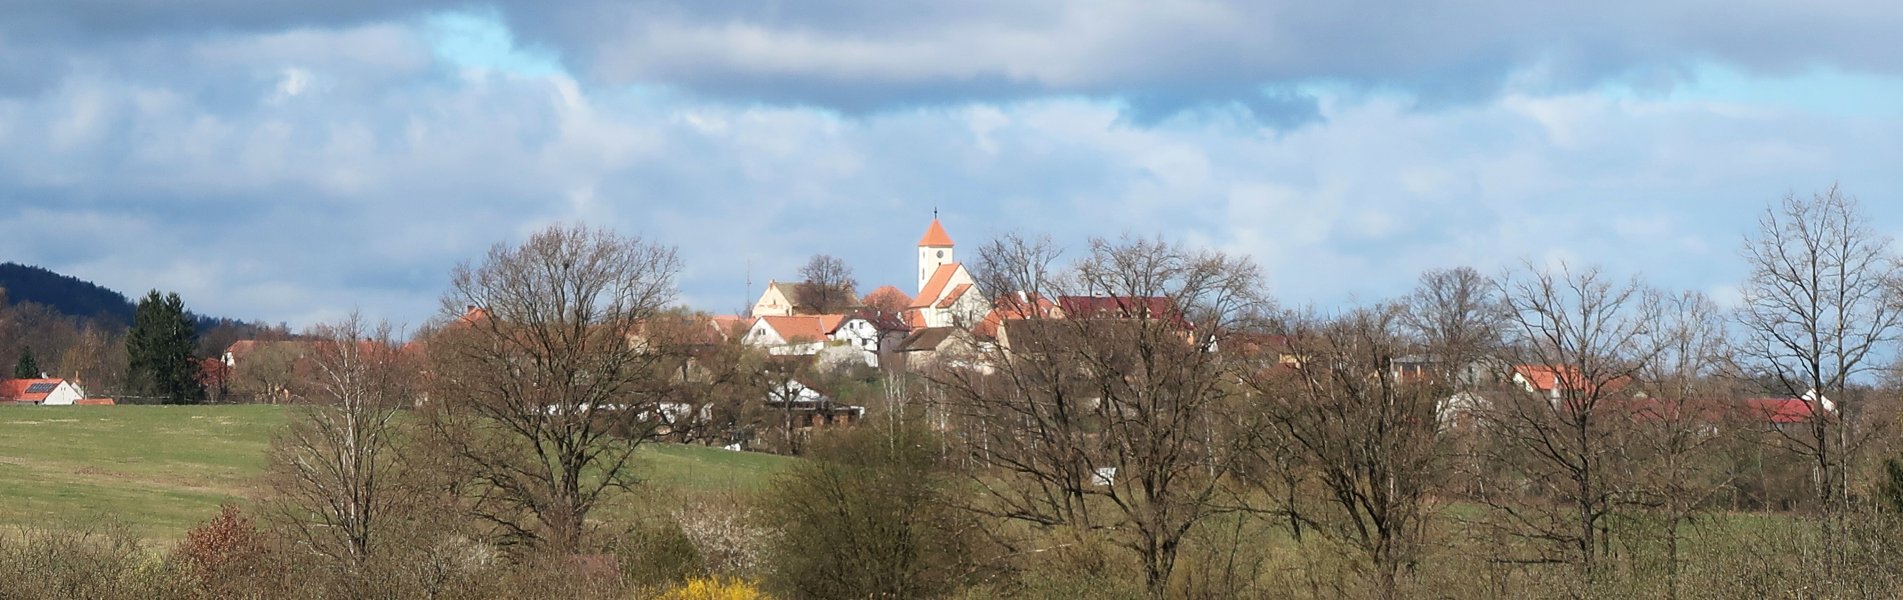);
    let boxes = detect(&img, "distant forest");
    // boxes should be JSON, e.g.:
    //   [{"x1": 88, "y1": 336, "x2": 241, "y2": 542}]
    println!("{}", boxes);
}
[
  {"x1": 0, "y1": 262, "x2": 267, "y2": 333},
  {"x1": 0, "y1": 262, "x2": 289, "y2": 394},
  {"x1": 0, "y1": 263, "x2": 136, "y2": 326}
]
